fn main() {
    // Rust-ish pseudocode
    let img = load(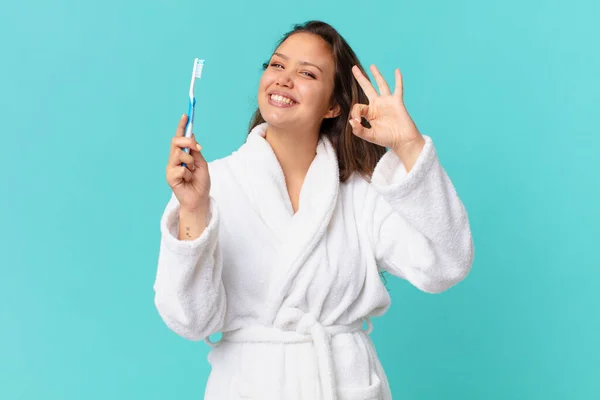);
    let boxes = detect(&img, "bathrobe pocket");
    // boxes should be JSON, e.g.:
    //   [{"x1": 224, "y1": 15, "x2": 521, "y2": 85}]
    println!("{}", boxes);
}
[
  {"x1": 333, "y1": 332, "x2": 383, "y2": 399},
  {"x1": 337, "y1": 370, "x2": 382, "y2": 400}
]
